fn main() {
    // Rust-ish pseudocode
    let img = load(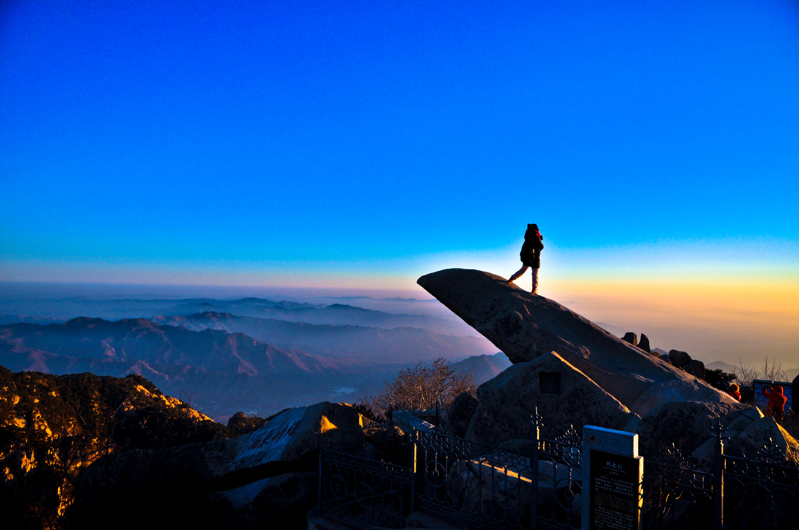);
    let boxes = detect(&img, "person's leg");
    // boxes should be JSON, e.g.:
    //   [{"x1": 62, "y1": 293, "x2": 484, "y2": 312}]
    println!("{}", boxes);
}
[
  {"x1": 508, "y1": 265, "x2": 528, "y2": 283},
  {"x1": 531, "y1": 268, "x2": 539, "y2": 294}
]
